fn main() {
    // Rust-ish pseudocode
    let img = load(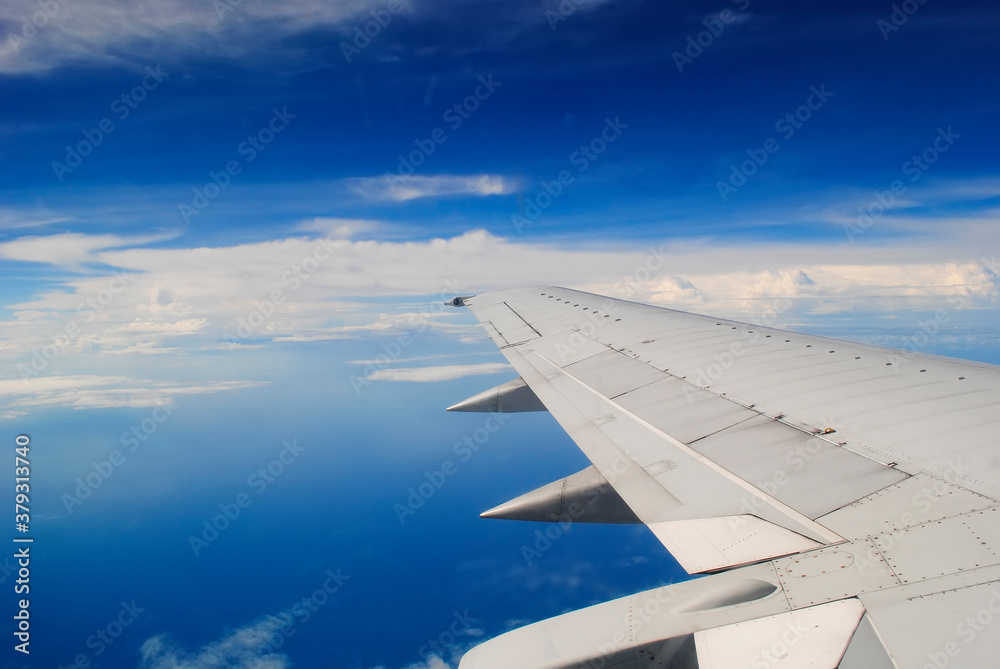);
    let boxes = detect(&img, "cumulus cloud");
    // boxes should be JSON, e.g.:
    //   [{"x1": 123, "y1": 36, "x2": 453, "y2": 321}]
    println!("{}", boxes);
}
[
  {"x1": 632, "y1": 276, "x2": 704, "y2": 306},
  {"x1": 738, "y1": 269, "x2": 815, "y2": 300},
  {"x1": 139, "y1": 615, "x2": 290, "y2": 669},
  {"x1": 144, "y1": 610, "x2": 480, "y2": 669}
]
